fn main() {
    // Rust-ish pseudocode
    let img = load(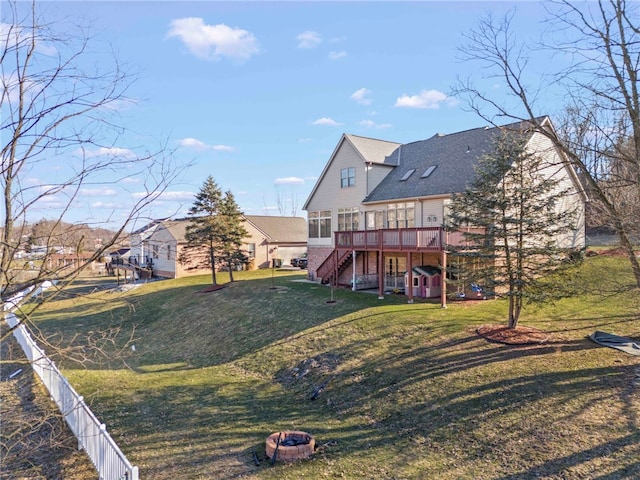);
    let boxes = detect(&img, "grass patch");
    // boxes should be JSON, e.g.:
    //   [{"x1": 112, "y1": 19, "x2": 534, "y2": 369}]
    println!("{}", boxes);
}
[{"x1": 27, "y1": 261, "x2": 640, "y2": 479}]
